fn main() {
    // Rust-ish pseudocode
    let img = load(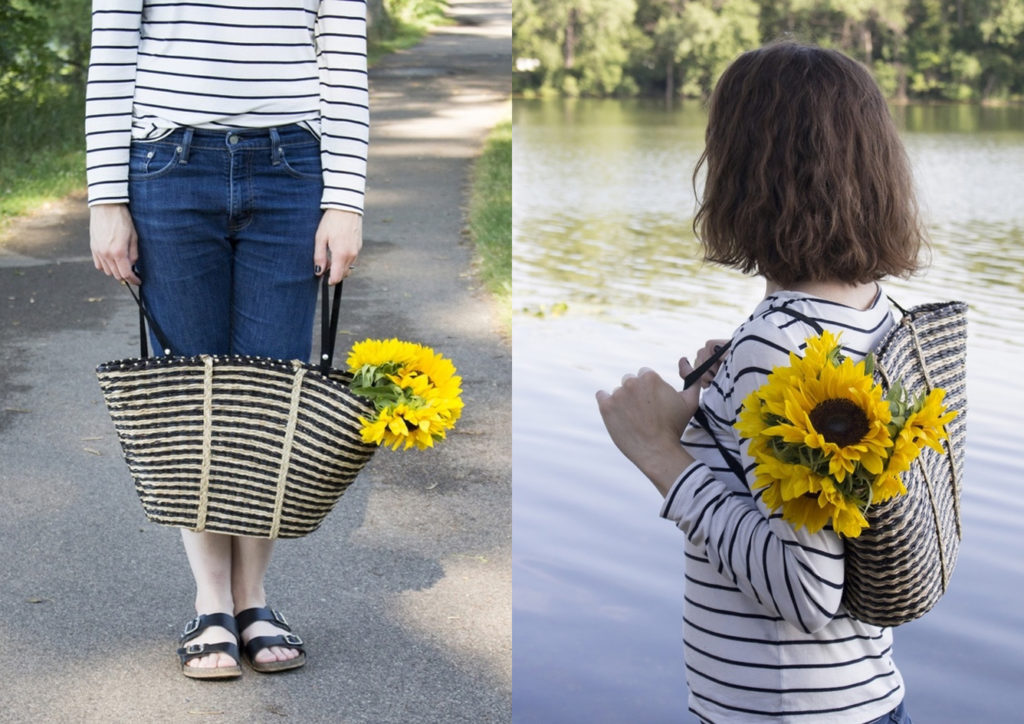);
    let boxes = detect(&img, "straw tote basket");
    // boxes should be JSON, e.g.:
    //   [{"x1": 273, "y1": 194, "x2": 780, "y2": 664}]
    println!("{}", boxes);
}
[
  {"x1": 840, "y1": 300, "x2": 967, "y2": 626},
  {"x1": 96, "y1": 278, "x2": 377, "y2": 539},
  {"x1": 688, "y1": 299, "x2": 967, "y2": 627}
]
